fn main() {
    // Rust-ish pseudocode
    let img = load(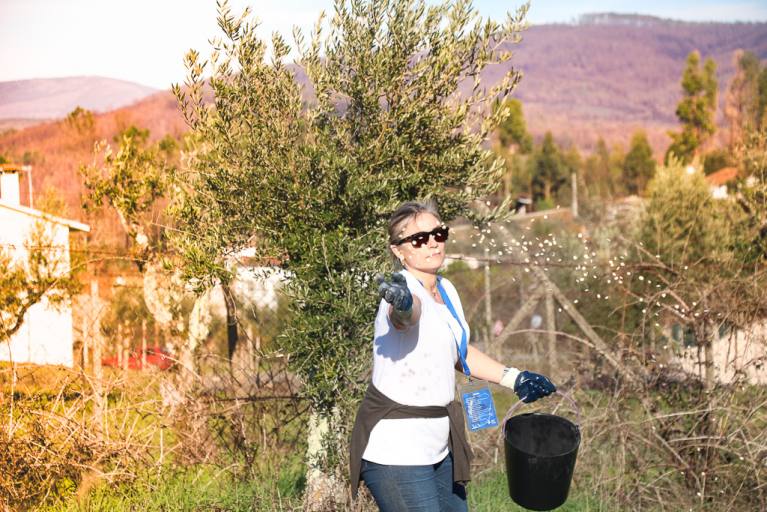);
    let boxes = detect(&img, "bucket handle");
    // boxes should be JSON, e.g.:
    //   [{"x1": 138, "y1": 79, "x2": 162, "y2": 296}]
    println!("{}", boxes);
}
[{"x1": 500, "y1": 390, "x2": 581, "y2": 441}]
